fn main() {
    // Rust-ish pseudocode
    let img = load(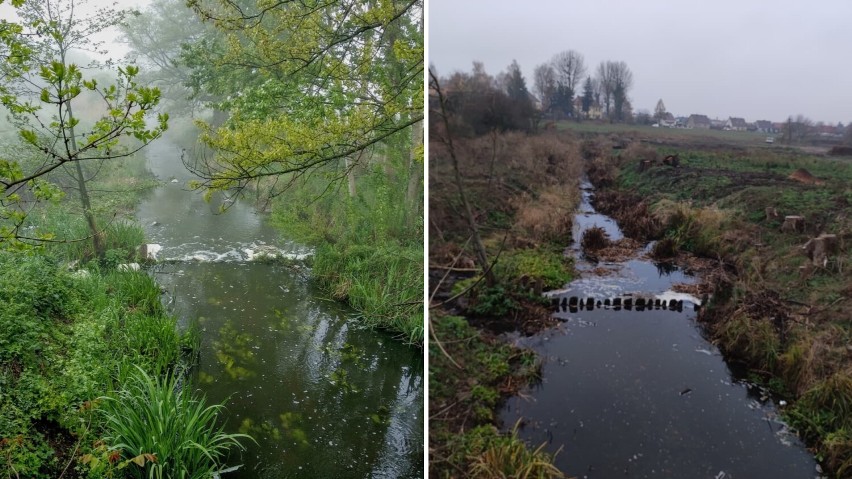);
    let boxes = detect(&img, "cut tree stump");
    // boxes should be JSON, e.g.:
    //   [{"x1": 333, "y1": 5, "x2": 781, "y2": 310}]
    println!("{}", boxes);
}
[
  {"x1": 802, "y1": 233, "x2": 839, "y2": 267},
  {"x1": 781, "y1": 215, "x2": 805, "y2": 233}
]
